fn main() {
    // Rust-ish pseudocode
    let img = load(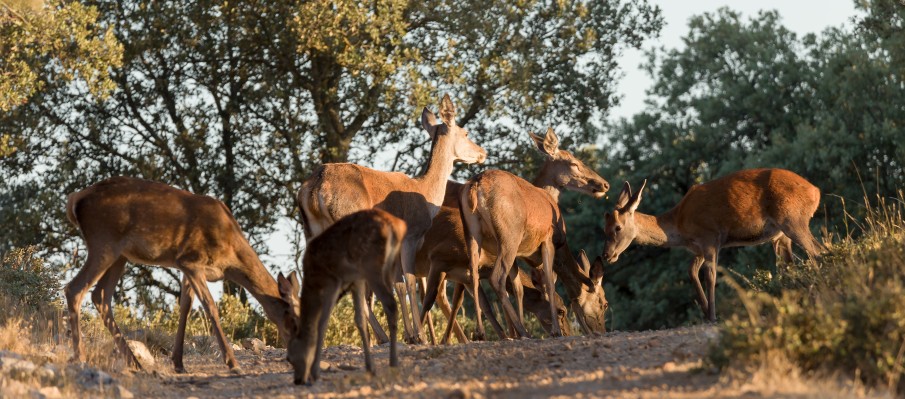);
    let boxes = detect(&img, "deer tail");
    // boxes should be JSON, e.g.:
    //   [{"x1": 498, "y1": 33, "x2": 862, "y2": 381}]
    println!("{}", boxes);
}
[{"x1": 66, "y1": 189, "x2": 89, "y2": 229}]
